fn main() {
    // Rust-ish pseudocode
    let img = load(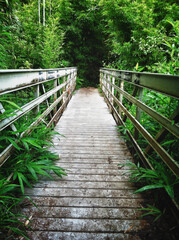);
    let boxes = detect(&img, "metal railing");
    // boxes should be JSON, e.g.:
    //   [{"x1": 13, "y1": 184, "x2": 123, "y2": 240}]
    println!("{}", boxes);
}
[
  {"x1": 0, "y1": 67, "x2": 77, "y2": 167},
  {"x1": 100, "y1": 68, "x2": 179, "y2": 179}
]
